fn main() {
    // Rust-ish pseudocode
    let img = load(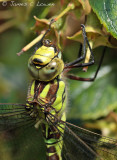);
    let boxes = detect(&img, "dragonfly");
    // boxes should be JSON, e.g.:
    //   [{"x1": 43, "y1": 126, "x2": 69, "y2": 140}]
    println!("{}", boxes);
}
[{"x1": 0, "y1": 20, "x2": 117, "y2": 160}]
